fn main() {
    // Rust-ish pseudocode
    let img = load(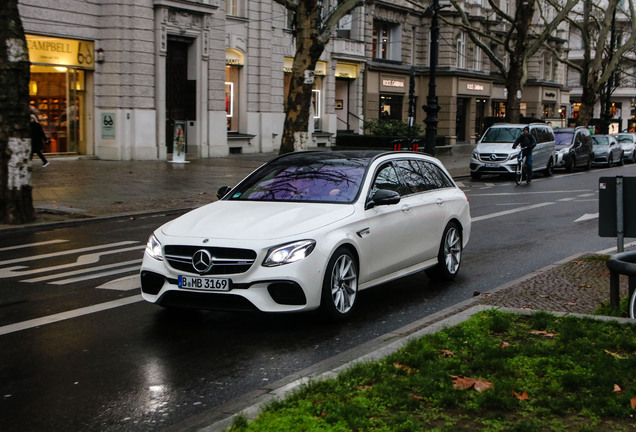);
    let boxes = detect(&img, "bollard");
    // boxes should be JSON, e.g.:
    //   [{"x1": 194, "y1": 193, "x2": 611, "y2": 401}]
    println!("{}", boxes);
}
[{"x1": 606, "y1": 251, "x2": 636, "y2": 310}]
